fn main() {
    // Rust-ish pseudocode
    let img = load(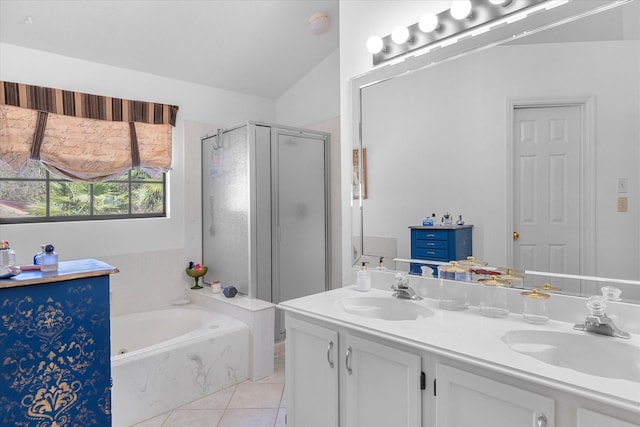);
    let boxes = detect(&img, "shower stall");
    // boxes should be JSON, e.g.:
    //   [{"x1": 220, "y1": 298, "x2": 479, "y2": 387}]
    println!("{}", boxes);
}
[{"x1": 201, "y1": 122, "x2": 330, "y2": 340}]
